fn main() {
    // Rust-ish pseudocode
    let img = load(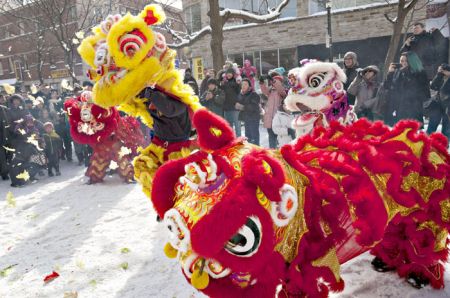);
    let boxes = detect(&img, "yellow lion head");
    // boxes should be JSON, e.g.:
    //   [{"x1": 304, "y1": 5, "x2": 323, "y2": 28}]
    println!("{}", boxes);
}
[{"x1": 78, "y1": 4, "x2": 201, "y2": 127}]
